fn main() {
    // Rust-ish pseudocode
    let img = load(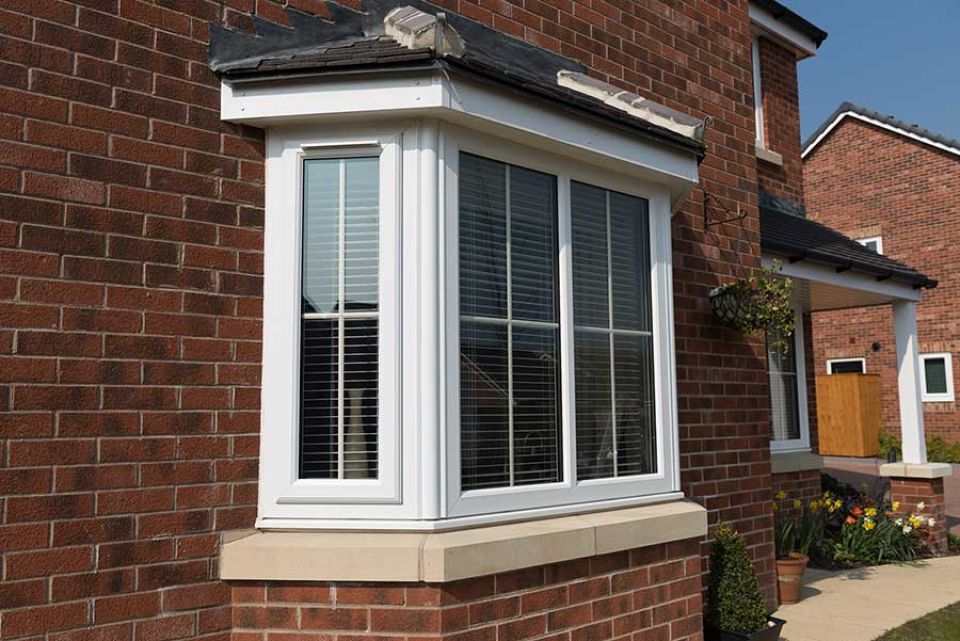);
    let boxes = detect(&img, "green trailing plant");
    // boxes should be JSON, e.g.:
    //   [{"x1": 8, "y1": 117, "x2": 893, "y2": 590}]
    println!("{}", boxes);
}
[
  {"x1": 710, "y1": 260, "x2": 794, "y2": 353},
  {"x1": 706, "y1": 523, "x2": 769, "y2": 635}
]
